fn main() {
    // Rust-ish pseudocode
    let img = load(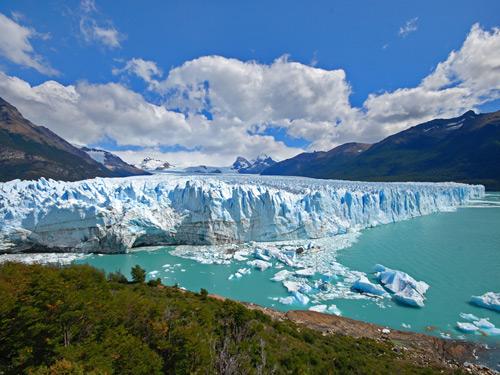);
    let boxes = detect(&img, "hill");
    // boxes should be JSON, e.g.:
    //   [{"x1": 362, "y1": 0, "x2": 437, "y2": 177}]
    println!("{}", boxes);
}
[
  {"x1": 263, "y1": 110, "x2": 500, "y2": 190},
  {"x1": 0, "y1": 262, "x2": 473, "y2": 374}
]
